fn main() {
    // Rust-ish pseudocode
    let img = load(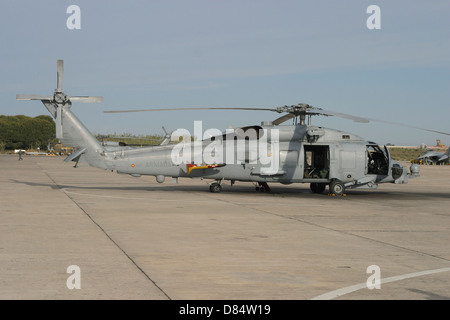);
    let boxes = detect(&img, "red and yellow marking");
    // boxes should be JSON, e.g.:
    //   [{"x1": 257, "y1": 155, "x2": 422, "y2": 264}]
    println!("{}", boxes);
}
[{"x1": 186, "y1": 163, "x2": 225, "y2": 174}]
